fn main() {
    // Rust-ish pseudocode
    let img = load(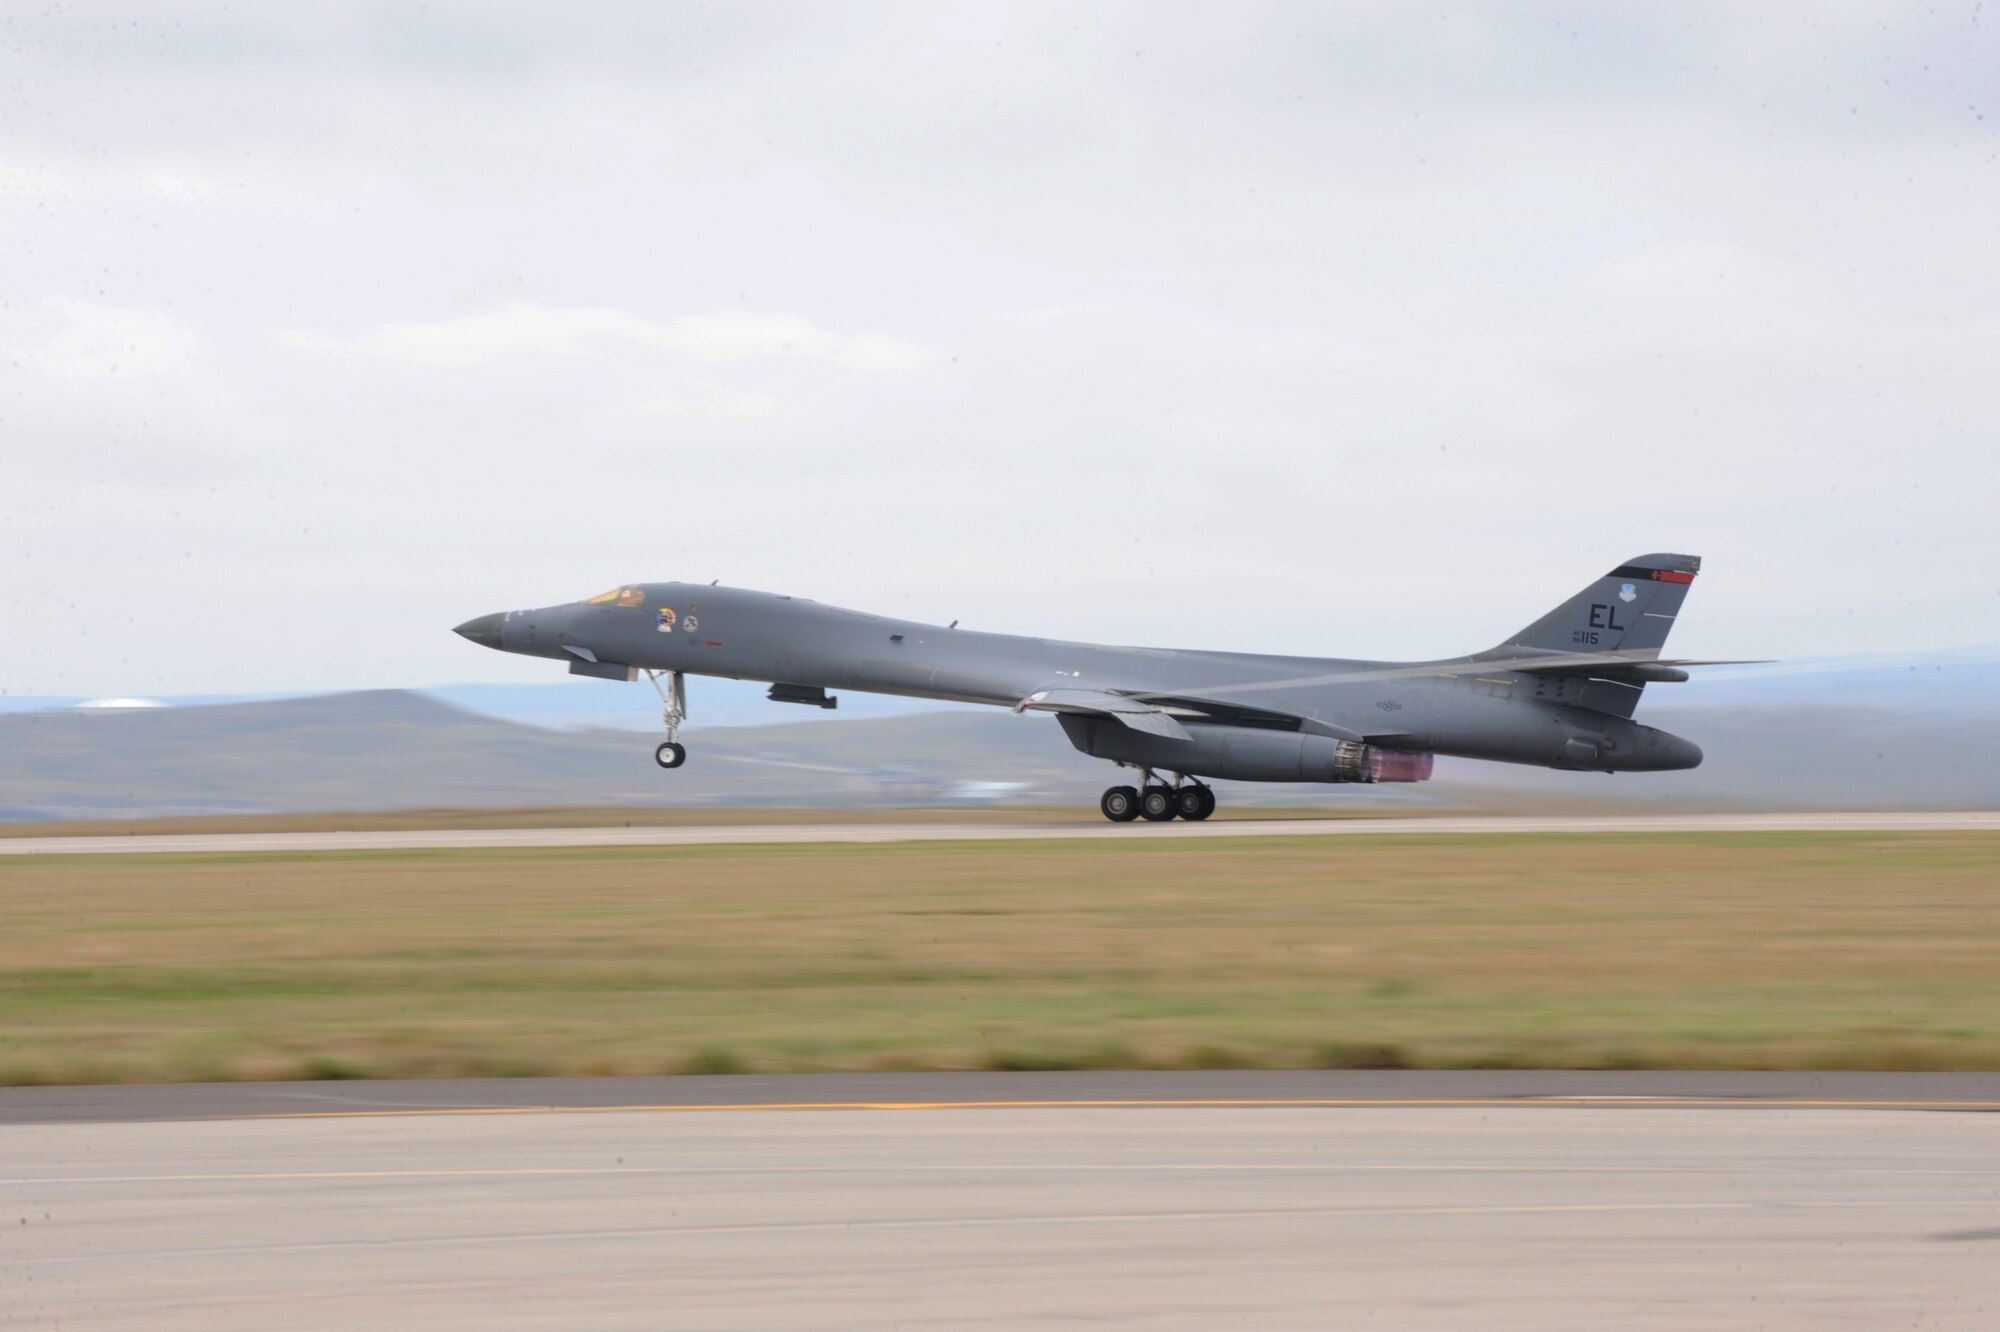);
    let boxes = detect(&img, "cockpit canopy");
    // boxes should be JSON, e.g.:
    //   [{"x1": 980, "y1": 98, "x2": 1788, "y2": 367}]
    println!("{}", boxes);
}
[{"x1": 582, "y1": 587, "x2": 647, "y2": 608}]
